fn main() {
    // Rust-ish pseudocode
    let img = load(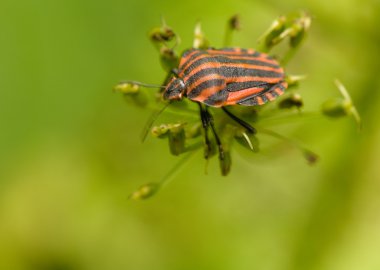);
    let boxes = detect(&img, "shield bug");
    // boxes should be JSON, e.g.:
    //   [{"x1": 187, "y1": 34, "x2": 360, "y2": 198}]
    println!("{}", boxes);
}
[
  {"x1": 123, "y1": 47, "x2": 287, "y2": 161},
  {"x1": 164, "y1": 47, "x2": 287, "y2": 107}
]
